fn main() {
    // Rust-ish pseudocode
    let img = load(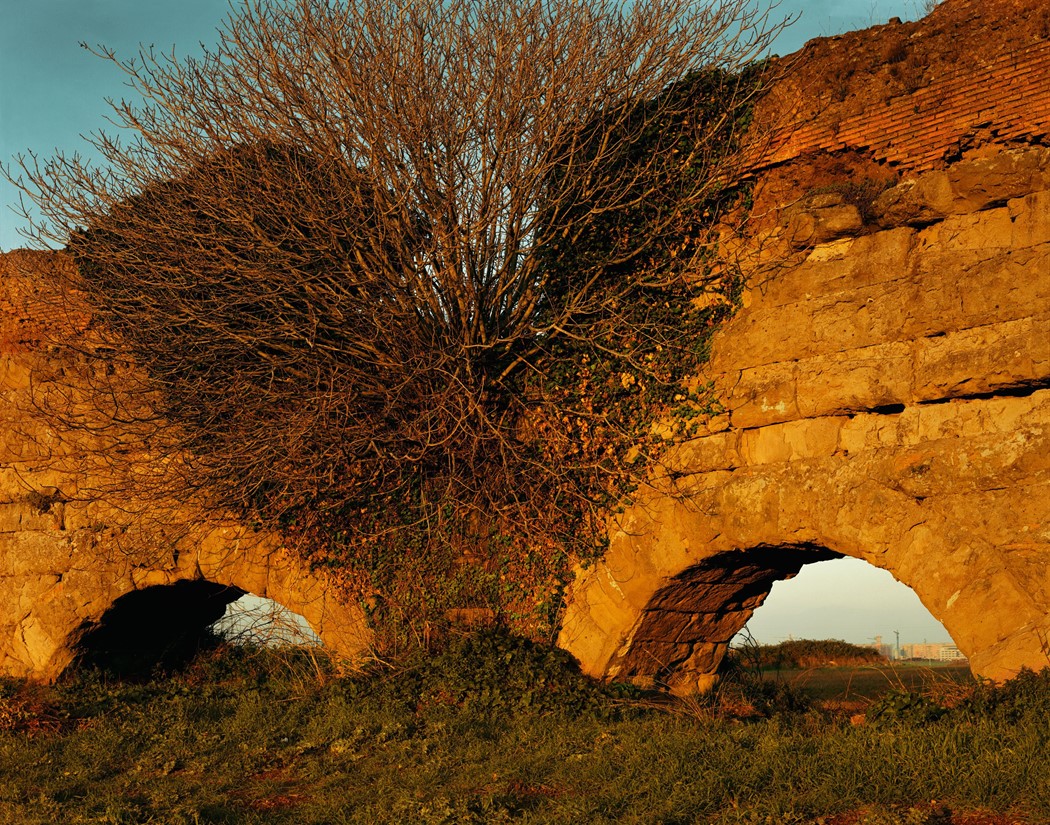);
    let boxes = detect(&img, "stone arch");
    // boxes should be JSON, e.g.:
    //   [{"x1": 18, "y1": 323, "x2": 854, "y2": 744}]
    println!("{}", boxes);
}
[
  {"x1": 0, "y1": 514, "x2": 374, "y2": 682},
  {"x1": 559, "y1": 144, "x2": 1050, "y2": 688},
  {"x1": 0, "y1": 250, "x2": 373, "y2": 682},
  {"x1": 559, "y1": 418, "x2": 1050, "y2": 691},
  {"x1": 69, "y1": 580, "x2": 246, "y2": 677}
]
